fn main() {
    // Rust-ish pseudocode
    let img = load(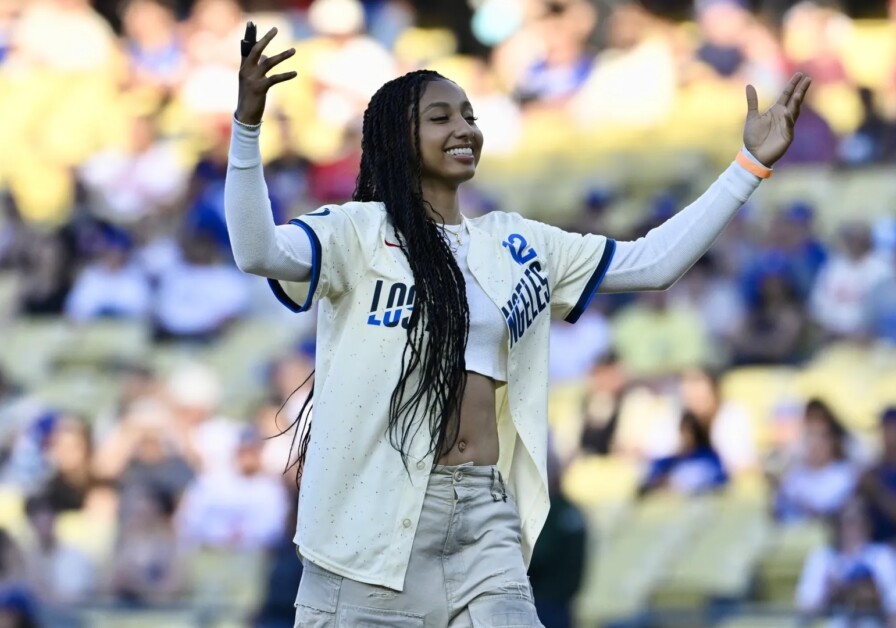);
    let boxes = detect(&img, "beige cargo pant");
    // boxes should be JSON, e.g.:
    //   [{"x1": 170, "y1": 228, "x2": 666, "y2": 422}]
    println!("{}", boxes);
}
[{"x1": 293, "y1": 463, "x2": 544, "y2": 627}]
